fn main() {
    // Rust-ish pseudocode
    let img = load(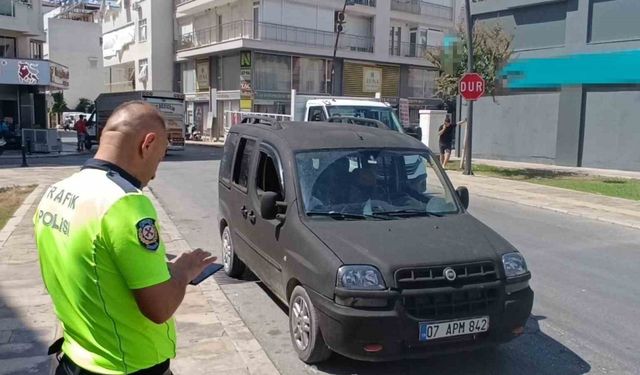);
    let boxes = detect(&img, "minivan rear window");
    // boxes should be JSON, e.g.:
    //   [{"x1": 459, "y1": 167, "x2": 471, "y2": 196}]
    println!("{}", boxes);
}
[
  {"x1": 233, "y1": 138, "x2": 256, "y2": 189},
  {"x1": 220, "y1": 133, "x2": 239, "y2": 186}
]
